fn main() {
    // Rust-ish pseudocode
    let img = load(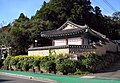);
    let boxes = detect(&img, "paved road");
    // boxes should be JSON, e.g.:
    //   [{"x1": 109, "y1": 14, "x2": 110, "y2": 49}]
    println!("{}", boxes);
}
[
  {"x1": 93, "y1": 60, "x2": 120, "y2": 79},
  {"x1": 0, "y1": 75, "x2": 51, "y2": 83}
]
